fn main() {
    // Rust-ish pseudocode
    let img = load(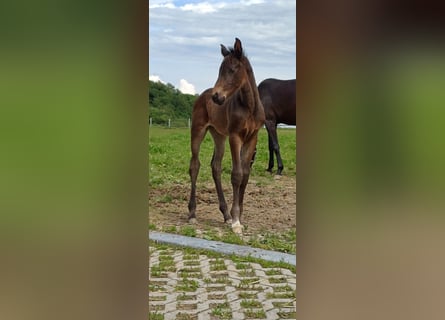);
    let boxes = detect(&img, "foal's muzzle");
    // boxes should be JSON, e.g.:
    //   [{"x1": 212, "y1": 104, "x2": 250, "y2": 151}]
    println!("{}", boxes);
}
[{"x1": 212, "y1": 92, "x2": 225, "y2": 105}]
